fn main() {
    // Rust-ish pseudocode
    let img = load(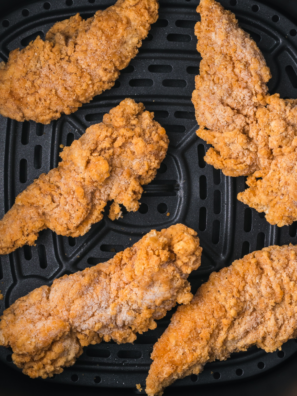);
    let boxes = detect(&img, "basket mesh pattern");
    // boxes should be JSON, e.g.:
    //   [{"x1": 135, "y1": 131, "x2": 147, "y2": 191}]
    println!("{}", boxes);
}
[{"x1": 0, "y1": 0, "x2": 297, "y2": 390}]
